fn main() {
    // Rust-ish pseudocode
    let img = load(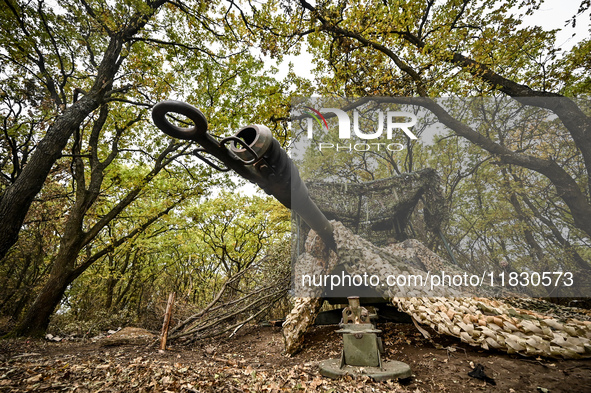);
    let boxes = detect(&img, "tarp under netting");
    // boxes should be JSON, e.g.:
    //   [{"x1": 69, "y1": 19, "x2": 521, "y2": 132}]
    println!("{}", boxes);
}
[{"x1": 284, "y1": 171, "x2": 591, "y2": 359}]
